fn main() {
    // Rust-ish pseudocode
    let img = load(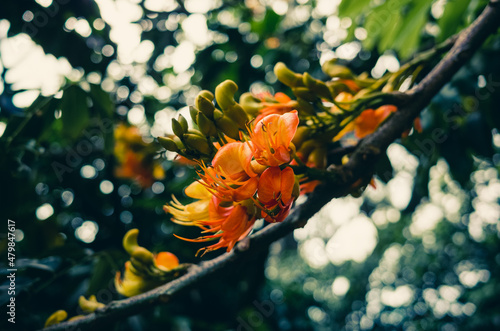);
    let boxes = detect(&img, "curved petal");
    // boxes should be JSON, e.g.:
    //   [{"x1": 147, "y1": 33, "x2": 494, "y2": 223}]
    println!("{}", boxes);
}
[{"x1": 184, "y1": 181, "x2": 212, "y2": 200}]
